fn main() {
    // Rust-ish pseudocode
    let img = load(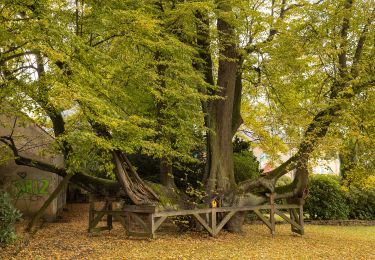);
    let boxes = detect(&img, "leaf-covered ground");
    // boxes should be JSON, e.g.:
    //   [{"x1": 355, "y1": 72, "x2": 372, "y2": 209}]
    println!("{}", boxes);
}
[{"x1": 2, "y1": 204, "x2": 375, "y2": 259}]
